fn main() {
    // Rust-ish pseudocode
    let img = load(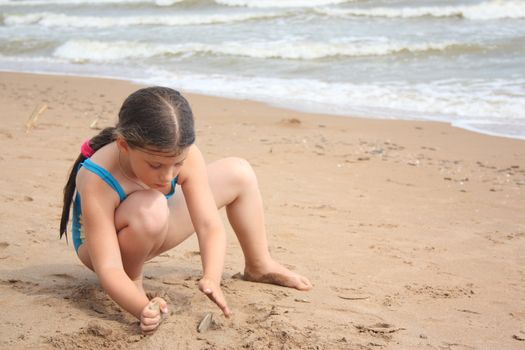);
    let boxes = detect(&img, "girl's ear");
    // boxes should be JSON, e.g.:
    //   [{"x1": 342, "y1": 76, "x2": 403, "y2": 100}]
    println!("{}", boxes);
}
[{"x1": 116, "y1": 137, "x2": 130, "y2": 154}]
